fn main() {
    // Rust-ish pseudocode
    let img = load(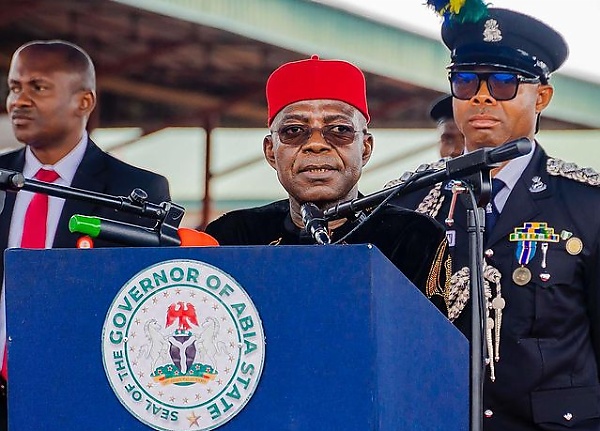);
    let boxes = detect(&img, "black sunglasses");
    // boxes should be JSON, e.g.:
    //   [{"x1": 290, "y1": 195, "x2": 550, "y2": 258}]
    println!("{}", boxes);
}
[
  {"x1": 449, "y1": 71, "x2": 540, "y2": 101},
  {"x1": 273, "y1": 124, "x2": 359, "y2": 146}
]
